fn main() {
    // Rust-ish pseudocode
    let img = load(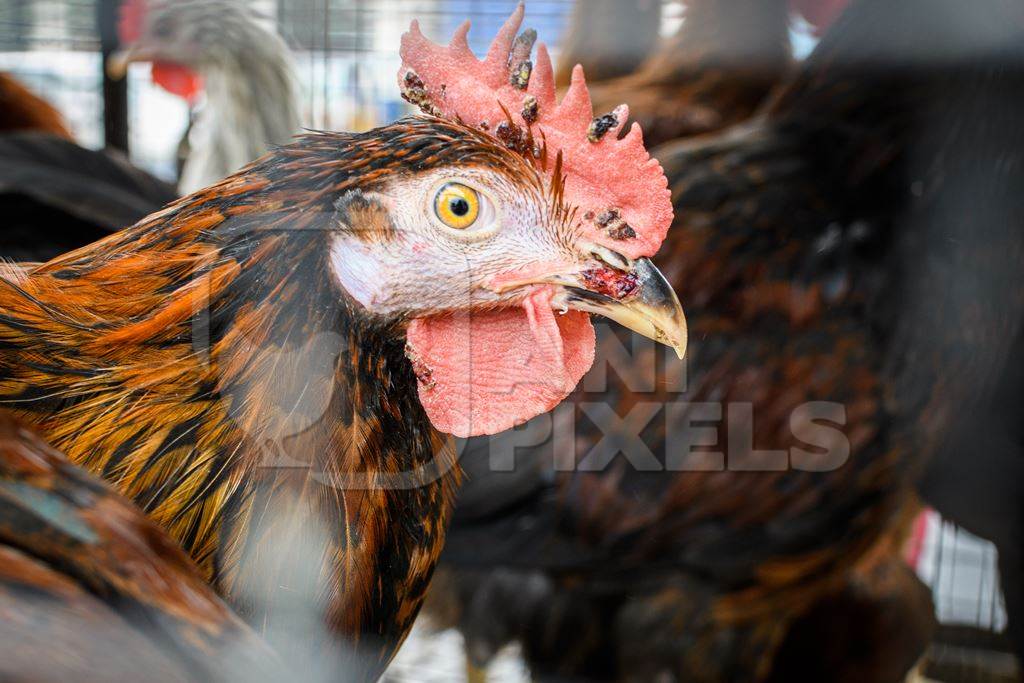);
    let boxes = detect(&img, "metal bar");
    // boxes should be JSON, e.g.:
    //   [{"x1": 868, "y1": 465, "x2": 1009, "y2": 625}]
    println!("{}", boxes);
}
[{"x1": 97, "y1": 0, "x2": 128, "y2": 152}]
